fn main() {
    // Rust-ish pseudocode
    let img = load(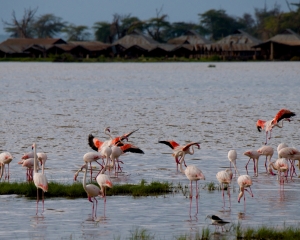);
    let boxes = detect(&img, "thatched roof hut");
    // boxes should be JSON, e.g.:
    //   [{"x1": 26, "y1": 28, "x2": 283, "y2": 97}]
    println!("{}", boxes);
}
[{"x1": 252, "y1": 29, "x2": 300, "y2": 60}]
